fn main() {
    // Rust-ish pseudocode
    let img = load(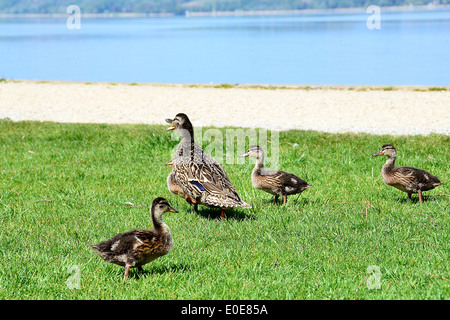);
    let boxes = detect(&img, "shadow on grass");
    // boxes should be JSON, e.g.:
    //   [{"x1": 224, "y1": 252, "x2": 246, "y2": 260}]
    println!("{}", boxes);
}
[
  {"x1": 291, "y1": 197, "x2": 315, "y2": 206},
  {"x1": 124, "y1": 262, "x2": 192, "y2": 280},
  {"x1": 194, "y1": 206, "x2": 256, "y2": 221},
  {"x1": 395, "y1": 195, "x2": 418, "y2": 204},
  {"x1": 394, "y1": 194, "x2": 441, "y2": 204},
  {"x1": 262, "y1": 195, "x2": 313, "y2": 206}
]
